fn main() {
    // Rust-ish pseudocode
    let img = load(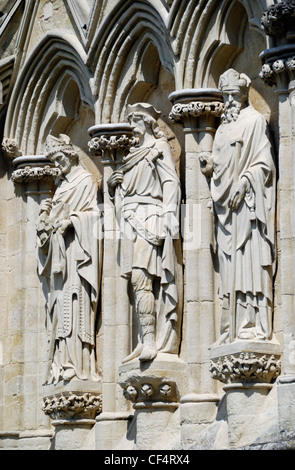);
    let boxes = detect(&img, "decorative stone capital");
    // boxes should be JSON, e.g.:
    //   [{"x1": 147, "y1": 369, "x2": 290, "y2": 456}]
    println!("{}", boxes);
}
[
  {"x1": 88, "y1": 123, "x2": 136, "y2": 161},
  {"x1": 259, "y1": 46, "x2": 295, "y2": 88},
  {"x1": 210, "y1": 341, "x2": 282, "y2": 385},
  {"x1": 119, "y1": 354, "x2": 185, "y2": 409},
  {"x1": 42, "y1": 380, "x2": 102, "y2": 421},
  {"x1": 11, "y1": 155, "x2": 59, "y2": 184},
  {"x1": 42, "y1": 391, "x2": 102, "y2": 421},
  {"x1": 169, "y1": 88, "x2": 224, "y2": 125}
]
